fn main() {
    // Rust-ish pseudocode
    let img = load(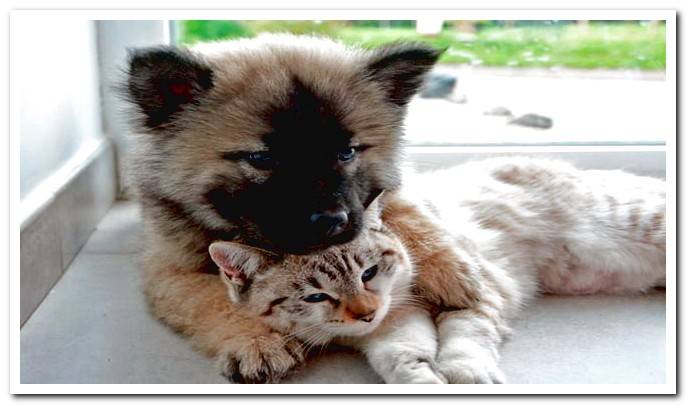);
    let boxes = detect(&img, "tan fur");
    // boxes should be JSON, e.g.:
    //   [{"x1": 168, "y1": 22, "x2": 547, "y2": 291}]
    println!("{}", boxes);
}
[
  {"x1": 129, "y1": 35, "x2": 405, "y2": 236},
  {"x1": 126, "y1": 35, "x2": 445, "y2": 383},
  {"x1": 140, "y1": 244, "x2": 304, "y2": 383},
  {"x1": 381, "y1": 192, "x2": 484, "y2": 310}
]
